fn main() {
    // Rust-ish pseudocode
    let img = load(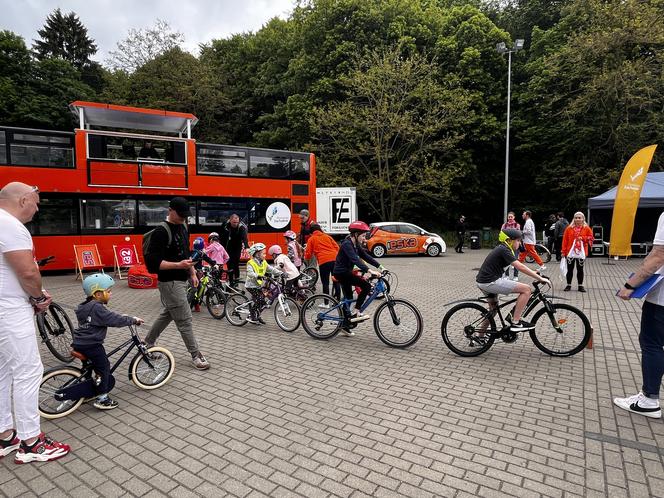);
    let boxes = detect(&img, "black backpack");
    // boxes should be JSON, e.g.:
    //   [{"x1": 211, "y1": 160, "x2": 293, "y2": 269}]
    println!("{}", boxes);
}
[{"x1": 142, "y1": 222, "x2": 172, "y2": 273}]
